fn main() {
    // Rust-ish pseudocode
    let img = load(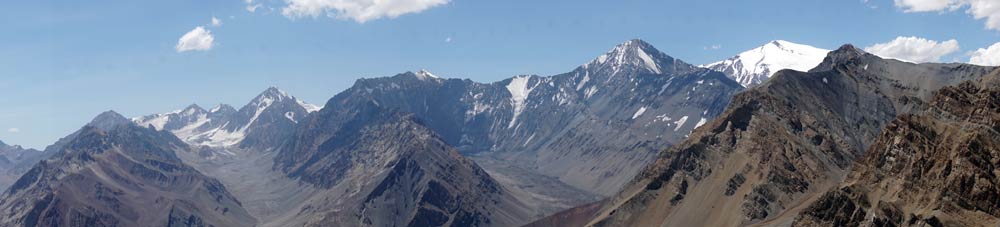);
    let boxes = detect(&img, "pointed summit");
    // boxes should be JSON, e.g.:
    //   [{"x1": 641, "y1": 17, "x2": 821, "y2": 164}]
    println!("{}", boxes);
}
[
  {"x1": 256, "y1": 87, "x2": 292, "y2": 102},
  {"x1": 209, "y1": 104, "x2": 237, "y2": 113},
  {"x1": 582, "y1": 39, "x2": 695, "y2": 76},
  {"x1": 87, "y1": 110, "x2": 132, "y2": 131},
  {"x1": 702, "y1": 40, "x2": 830, "y2": 87},
  {"x1": 809, "y1": 44, "x2": 875, "y2": 73},
  {"x1": 181, "y1": 104, "x2": 206, "y2": 115}
]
